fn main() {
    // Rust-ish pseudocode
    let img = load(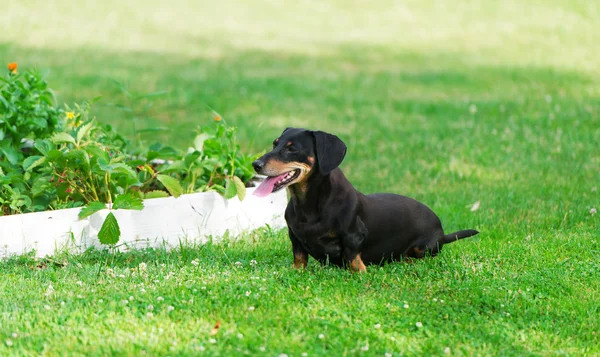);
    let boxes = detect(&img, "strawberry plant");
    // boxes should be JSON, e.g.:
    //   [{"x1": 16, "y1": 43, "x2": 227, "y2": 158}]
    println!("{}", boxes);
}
[{"x1": 0, "y1": 63, "x2": 260, "y2": 246}]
